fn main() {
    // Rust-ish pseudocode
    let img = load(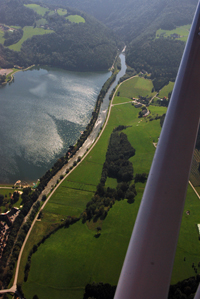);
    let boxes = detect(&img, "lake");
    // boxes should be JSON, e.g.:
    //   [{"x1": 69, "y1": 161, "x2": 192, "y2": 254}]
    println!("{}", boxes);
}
[{"x1": 0, "y1": 54, "x2": 126, "y2": 185}]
